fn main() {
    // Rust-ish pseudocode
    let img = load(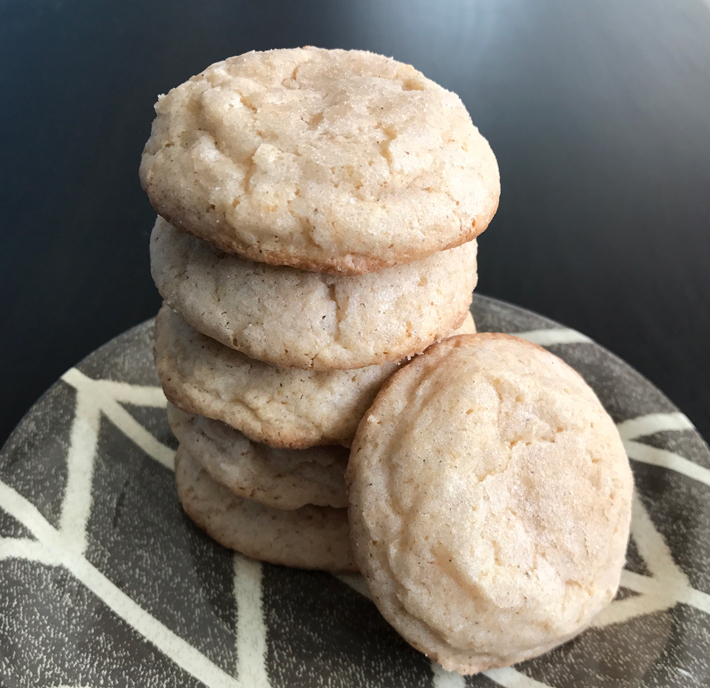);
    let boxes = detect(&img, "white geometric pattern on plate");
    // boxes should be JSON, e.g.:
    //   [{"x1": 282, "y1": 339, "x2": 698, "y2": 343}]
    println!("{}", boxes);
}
[{"x1": 1, "y1": 297, "x2": 709, "y2": 687}]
